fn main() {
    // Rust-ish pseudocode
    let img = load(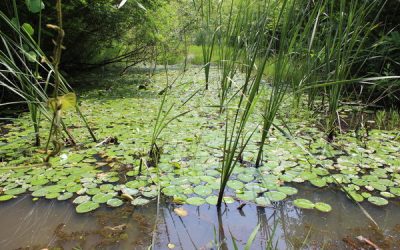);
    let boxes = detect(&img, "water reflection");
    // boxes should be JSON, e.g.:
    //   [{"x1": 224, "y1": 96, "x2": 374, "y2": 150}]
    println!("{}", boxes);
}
[{"x1": 0, "y1": 187, "x2": 399, "y2": 249}]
